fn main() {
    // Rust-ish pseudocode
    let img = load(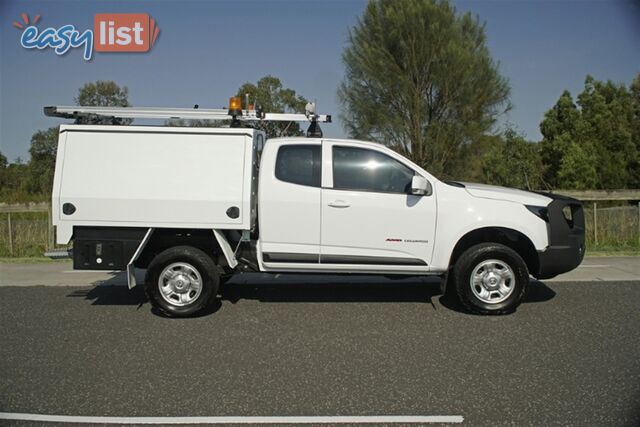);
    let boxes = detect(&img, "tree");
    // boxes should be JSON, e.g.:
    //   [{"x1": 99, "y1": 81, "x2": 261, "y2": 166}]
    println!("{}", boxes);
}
[
  {"x1": 540, "y1": 75, "x2": 638, "y2": 189},
  {"x1": 26, "y1": 127, "x2": 59, "y2": 194},
  {"x1": 626, "y1": 74, "x2": 640, "y2": 187},
  {"x1": 557, "y1": 141, "x2": 598, "y2": 190},
  {"x1": 0, "y1": 151, "x2": 7, "y2": 196},
  {"x1": 75, "y1": 80, "x2": 133, "y2": 125},
  {"x1": 539, "y1": 91, "x2": 581, "y2": 187},
  {"x1": 577, "y1": 76, "x2": 634, "y2": 189},
  {"x1": 481, "y1": 129, "x2": 544, "y2": 190},
  {"x1": 451, "y1": 134, "x2": 501, "y2": 182},
  {"x1": 235, "y1": 76, "x2": 309, "y2": 138},
  {"x1": 338, "y1": 0, "x2": 510, "y2": 179},
  {"x1": 75, "y1": 80, "x2": 130, "y2": 108},
  {"x1": 0, "y1": 156, "x2": 31, "y2": 202}
]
